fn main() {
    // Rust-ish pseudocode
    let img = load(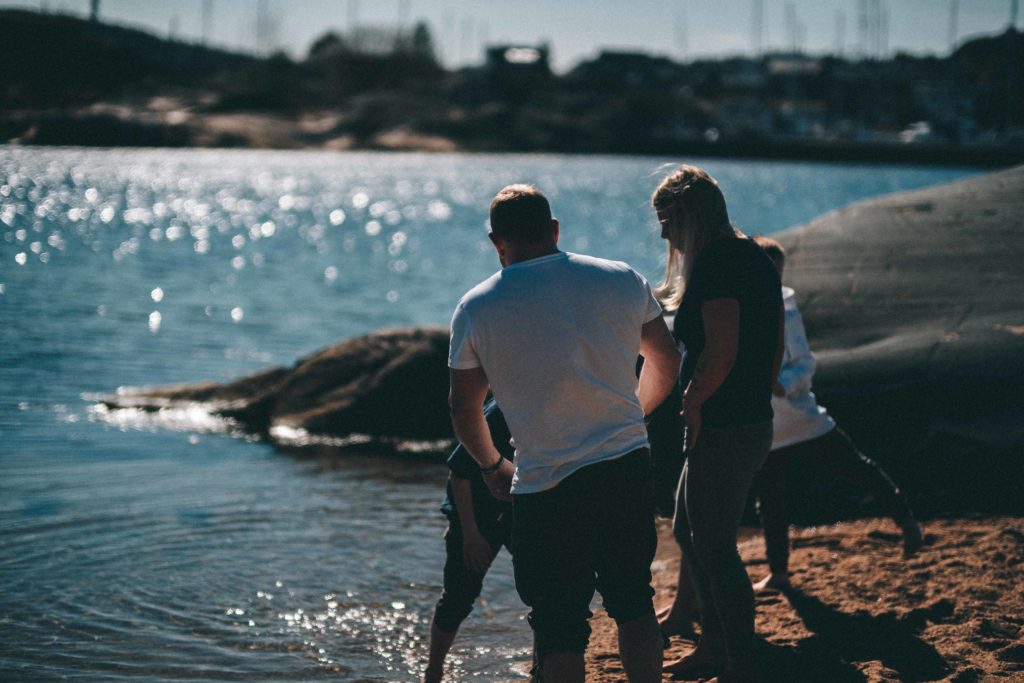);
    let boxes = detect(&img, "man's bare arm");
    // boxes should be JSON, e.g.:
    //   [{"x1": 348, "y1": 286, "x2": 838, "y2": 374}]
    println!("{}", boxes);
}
[
  {"x1": 637, "y1": 315, "x2": 682, "y2": 416},
  {"x1": 449, "y1": 367, "x2": 513, "y2": 500}
]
